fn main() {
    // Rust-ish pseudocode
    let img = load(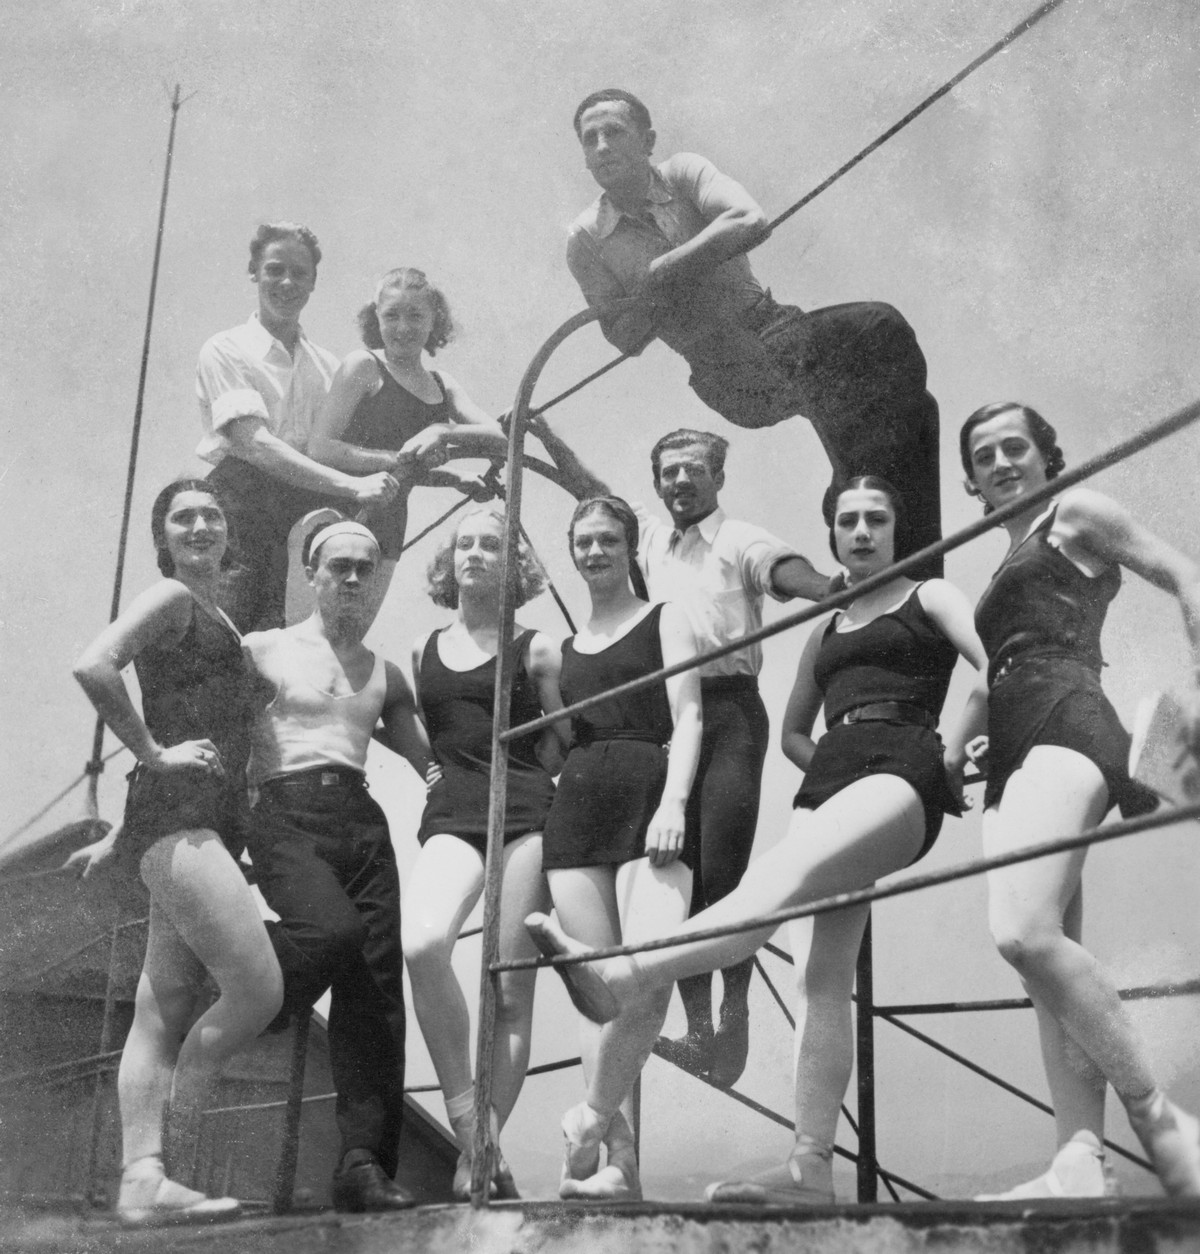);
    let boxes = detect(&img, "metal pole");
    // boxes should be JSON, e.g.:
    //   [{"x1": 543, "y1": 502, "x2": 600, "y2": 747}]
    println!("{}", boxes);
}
[
  {"x1": 84, "y1": 83, "x2": 188, "y2": 809},
  {"x1": 83, "y1": 925, "x2": 124, "y2": 1205},
  {"x1": 272, "y1": 1013, "x2": 311, "y2": 1214},
  {"x1": 469, "y1": 306, "x2": 604, "y2": 1206},
  {"x1": 855, "y1": 914, "x2": 878, "y2": 1202}
]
